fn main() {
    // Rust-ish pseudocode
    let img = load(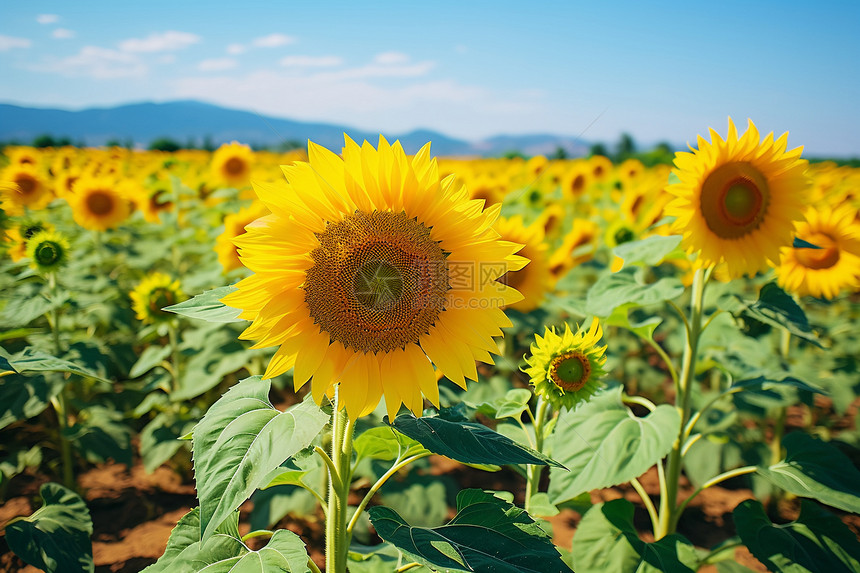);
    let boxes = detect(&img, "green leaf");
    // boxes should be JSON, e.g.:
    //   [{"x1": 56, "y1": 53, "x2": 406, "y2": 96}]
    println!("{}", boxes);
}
[
  {"x1": 0, "y1": 445, "x2": 43, "y2": 479},
  {"x1": 347, "y1": 543, "x2": 432, "y2": 573},
  {"x1": 0, "y1": 372, "x2": 64, "y2": 430},
  {"x1": 353, "y1": 426, "x2": 427, "y2": 463},
  {"x1": 140, "y1": 411, "x2": 195, "y2": 474},
  {"x1": 571, "y1": 499, "x2": 697, "y2": 573},
  {"x1": 164, "y1": 285, "x2": 244, "y2": 323},
  {"x1": 388, "y1": 414, "x2": 563, "y2": 468},
  {"x1": 548, "y1": 386, "x2": 680, "y2": 504},
  {"x1": 129, "y1": 345, "x2": 171, "y2": 378},
  {"x1": 605, "y1": 304, "x2": 663, "y2": 341},
  {"x1": 586, "y1": 267, "x2": 685, "y2": 317},
  {"x1": 527, "y1": 493, "x2": 559, "y2": 518},
  {"x1": 4, "y1": 482, "x2": 94, "y2": 573},
  {"x1": 193, "y1": 377, "x2": 329, "y2": 542},
  {"x1": 369, "y1": 489, "x2": 571, "y2": 573},
  {"x1": 65, "y1": 406, "x2": 132, "y2": 466},
  {"x1": 0, "y1": 287, "x2": 67, "y2": 328},
  {"x1": 144, "y1": 508, "x2": 309, "y2": 573},
  {"x1": 734, "y1": 499, "x2": 860, "y2": 573},
  {"x1": 729, "y1": 376, "x2": 826, "y2": 396},
  {"x1": 732, "y1": 282, "x2": 822, "y2": 347},
  {"x1": 380, "y1": 475, "x2": 452, "y2": 528},
  {"x1": 756, "y1": 432, "x2": 860, "y2": 513},
  {"x1": 172, "y1": 328, "x2": 253, "y2": 401},
  {"x1": 472, "y1": 388, "x2": 533, "y2": 420},
  {"x1": 612, "y1": 235, "x2": 683, "y2": 269},
  {"x1": 1, "y1": 347, "x2": 111, "y2": 383}
]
